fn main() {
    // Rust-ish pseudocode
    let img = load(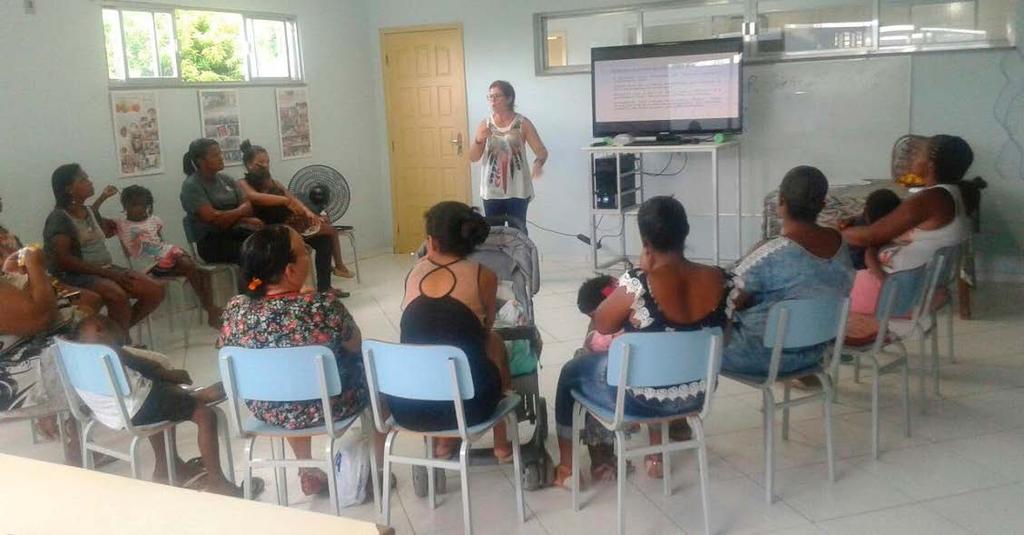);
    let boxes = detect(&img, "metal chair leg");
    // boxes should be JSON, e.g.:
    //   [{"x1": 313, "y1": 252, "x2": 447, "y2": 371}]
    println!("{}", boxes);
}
[
  {"x1": 763, "y1": 388, "x2": 776, "y2": 504},
  {"x1": 509, "y1": 414, "x2": 525, "y2": 523},
  {"x1": 362, "y1": 412, "x2": 381, "y2": 517},
  {"x1": 662, "y1": 420, "x2": 671, "y2": 496},
  {"x1": 382, "y1": 430, "x2": 397, "y2": 526},
  {"x1": 901, "y1": 347, "x2": 911, "y2": 438},
  {"x1": 129, "y1": 436, "x2": 142, "y2": 480},
  {"x1": 244, "y1": 436, "x2": 256, "y2": 500},
  {"x1": 325, "y1": 438, "x2": 340, "y2": 516},
  {"x1": 870, "y1": 356, "x2": 881, "y2": 460},
  {"x1": 692, "y1": 417, "x2": 712, "y2": 535},
  {"x1": 459, "y1": 439, "x2": 473, "y2": 535},
  {"x1": 271, "y1": 437, "x2": 288, "y2": 506},
  {"x1": 214, "y1": 407, "x2": 235, "y2": 484},
  {"x1": 821, "y1": 373, "x2": 835, "y2": 482},
  {"x1": 571, "y1": 403, "x2": 582, "y2": 512},
  {"x1": 164, "y1": 428, "x2": 177, "y2": 487},
  {"x1": 782, "y1": 384, "x2": 792, "y2": 441},
  {"x1": 345, "y1": 231, "x2": 361, "y2": 283},
  {"x1": 615, "y1": 430, "x2": 627, "y2": 535},
  {"x1": 425, "y1": 436, "x2": 437, "y2": 509},
  {"x1": 930, "y1": 315, "x2": 941, "y2": 397},
  {"x1": 946, "y1": 305, "x2": 956, "y2": 363}
]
